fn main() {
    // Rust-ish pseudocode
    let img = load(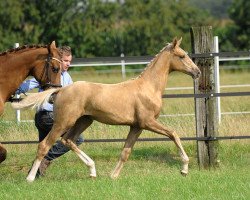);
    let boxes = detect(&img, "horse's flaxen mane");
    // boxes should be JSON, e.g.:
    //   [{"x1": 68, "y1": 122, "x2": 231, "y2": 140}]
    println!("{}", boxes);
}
[
  {"x1": 135, "y1": 43, "x2": 172, "y2": 79},
  {"x1": 0, "y1": 44, "x2": 48, "y2": 57}
]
